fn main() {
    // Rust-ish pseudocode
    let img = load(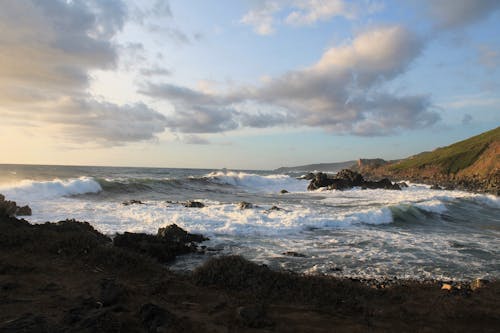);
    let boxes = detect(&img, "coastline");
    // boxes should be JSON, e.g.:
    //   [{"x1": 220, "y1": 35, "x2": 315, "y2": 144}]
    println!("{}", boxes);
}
[{"x1": 1, "y1": 213, "x2": 499, "y2": 332}]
